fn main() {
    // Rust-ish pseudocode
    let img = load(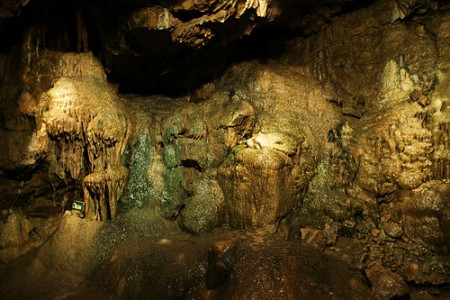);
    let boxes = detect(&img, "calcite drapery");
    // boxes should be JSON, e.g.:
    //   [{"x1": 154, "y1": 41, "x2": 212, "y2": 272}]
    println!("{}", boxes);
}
[
  {"x1": 125, "y1": 0, "x2": 279, "y2": 47},
  {"x1": 83, "y1": 166, "x2": 128, "y2": 221},
  {"x1": 41, "y1": 53, "x2": 131, "y2": 220},
  {"x1": 219, "y1": 141, "x2": 303, "y2": 228},
  {"x1": 431, "y1": 99, "x2": 450, "y2": 180}
]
